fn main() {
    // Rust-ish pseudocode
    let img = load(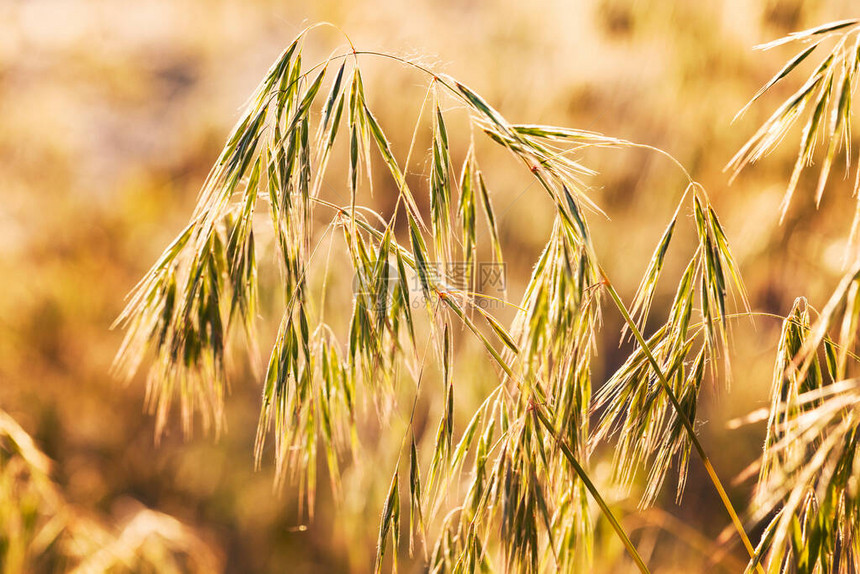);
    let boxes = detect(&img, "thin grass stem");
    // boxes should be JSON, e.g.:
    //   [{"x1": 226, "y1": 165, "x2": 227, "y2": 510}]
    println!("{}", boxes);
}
[
  {"x1": 531, "y1": 406, "x2": 651, "y2": 574},
  {"x1": 600, "y1": 269, "x2": 763, "y2": 571}
]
